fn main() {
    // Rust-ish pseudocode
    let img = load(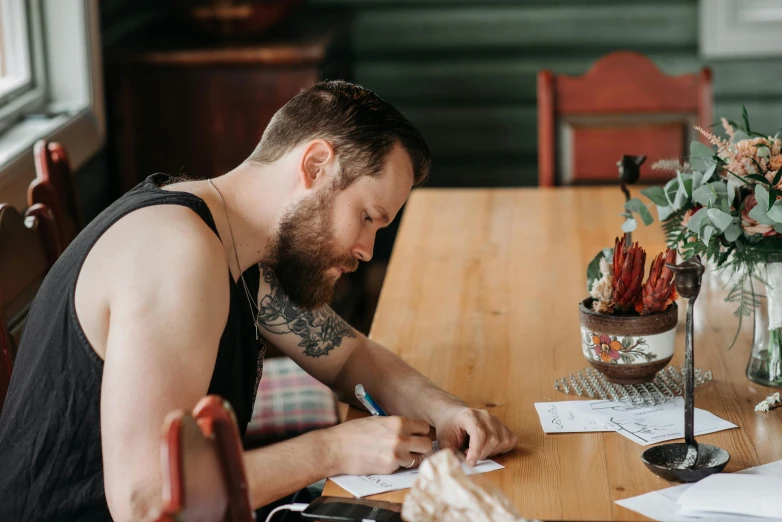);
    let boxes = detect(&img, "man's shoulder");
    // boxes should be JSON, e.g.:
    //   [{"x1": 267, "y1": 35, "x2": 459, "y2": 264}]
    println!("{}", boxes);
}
[
  {"x1": 74, "y1": 201, "x2": 231, "y2": 360},
  {"x1": 95, "y1": 202, "x2": 228, "y2": 285}
]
